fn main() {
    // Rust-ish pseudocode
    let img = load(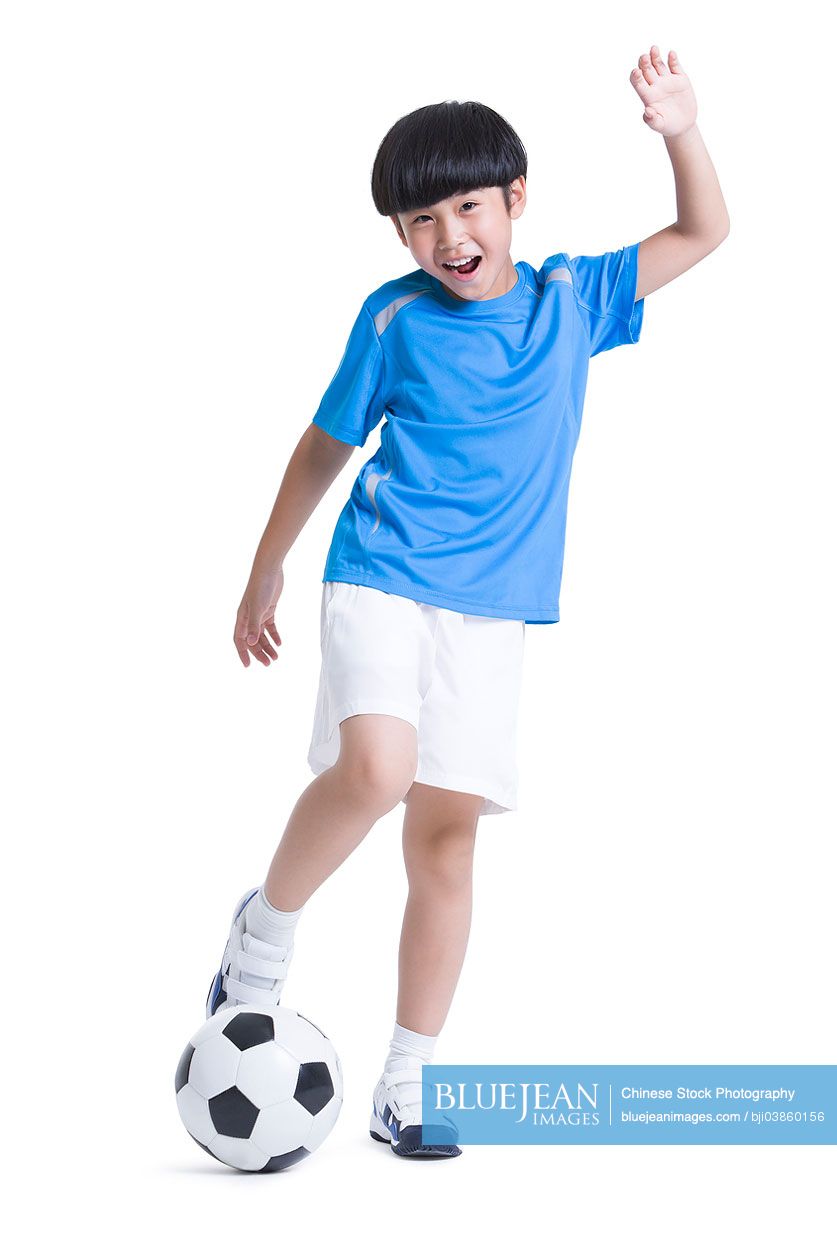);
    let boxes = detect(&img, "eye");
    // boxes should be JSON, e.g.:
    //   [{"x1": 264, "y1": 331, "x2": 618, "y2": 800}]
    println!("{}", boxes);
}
[{"x1": 411, "y1": 201, "x2": 478, "y2": 224}]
